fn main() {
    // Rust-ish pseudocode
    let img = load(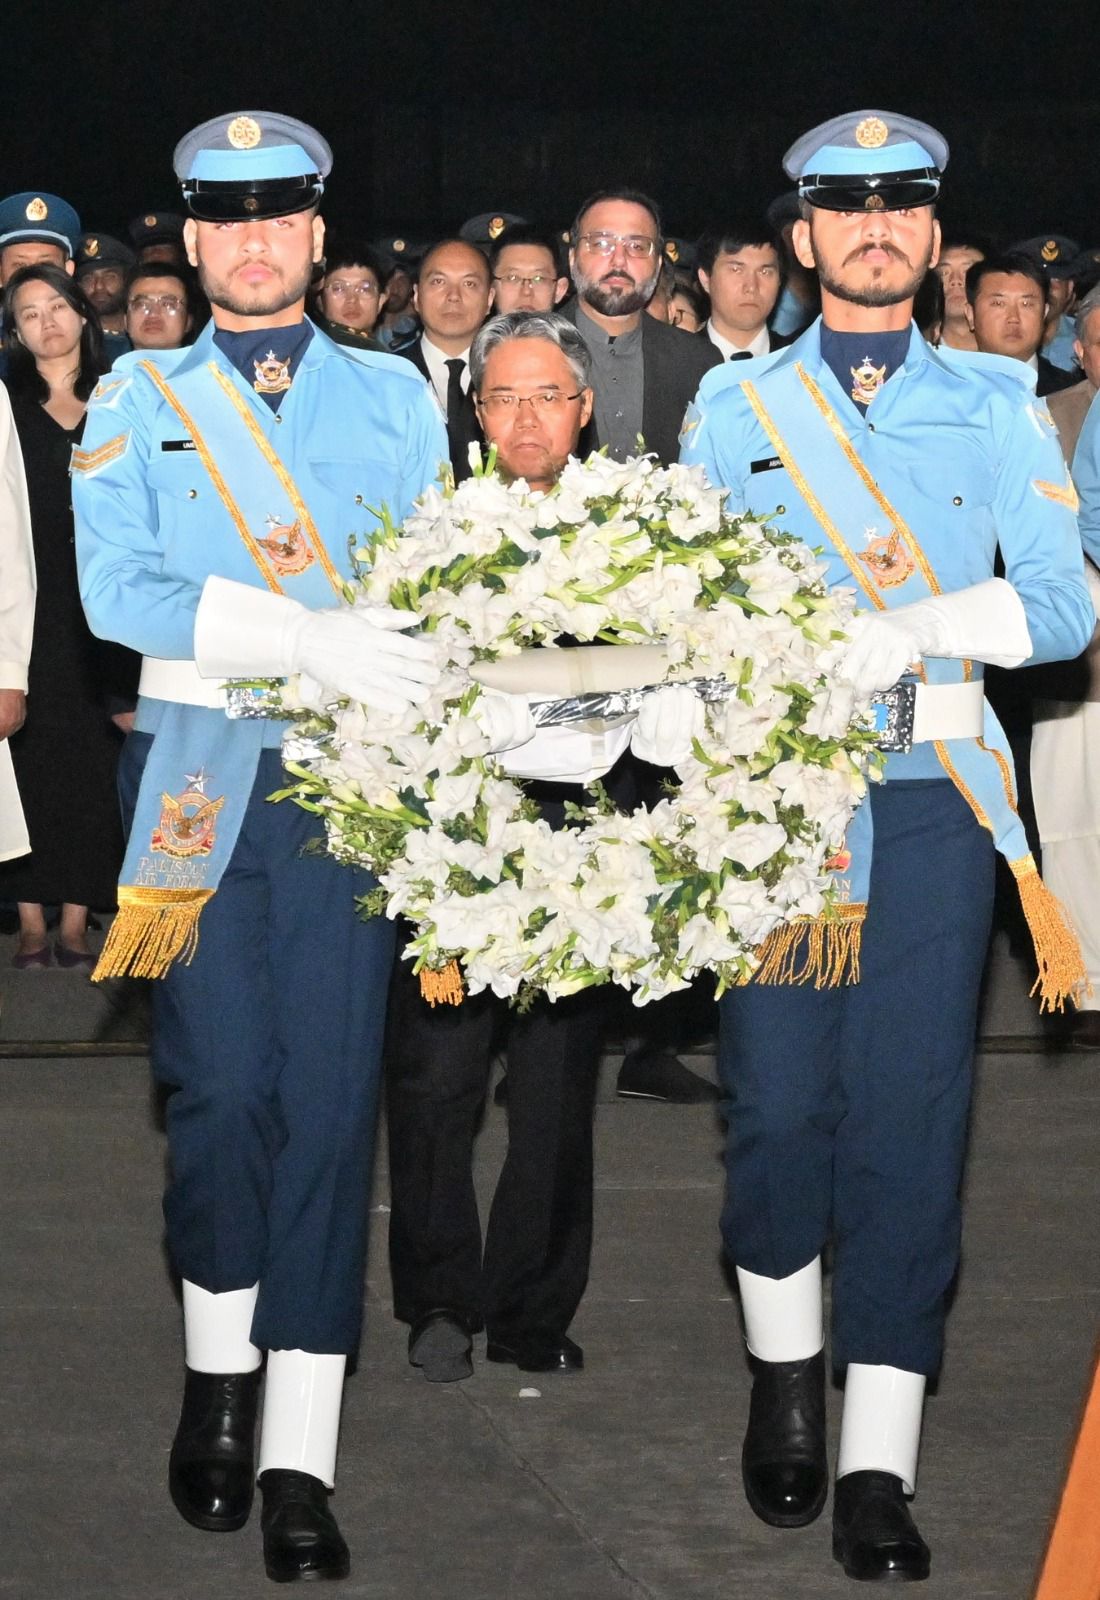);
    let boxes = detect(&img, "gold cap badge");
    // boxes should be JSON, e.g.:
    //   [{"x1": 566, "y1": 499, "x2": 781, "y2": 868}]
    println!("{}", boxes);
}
[
  {"x1": 227, "y1": 115, "x2": 262, "y2": 150},
  {"x1": 25, "y1": 197, "x2": 48, "y2": 222},
  {"x1": 666, "y1": 240, "x2": 680, "y2": 263},
  {"x1": 865, "y1": 194, "x2": 886, "y2": 211},
  {"x1": 144, "y1": 214, "x2": 158, "y2": 228},
  {"x1": 488, "y1": 215, "x2": 505, "y2": 240},
  {"x1": 85, "y1": 237, "x2": 99, "y2": 257},
  {"x1": 1042, "y1": 239, "x2": 1059, "y2": 261},
  {"x1": 393, "y1": 238, "x2": 406, "y2": 253},
  {"x1": 855, "y1": 117, "x2": 889, "y2": 150}
]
